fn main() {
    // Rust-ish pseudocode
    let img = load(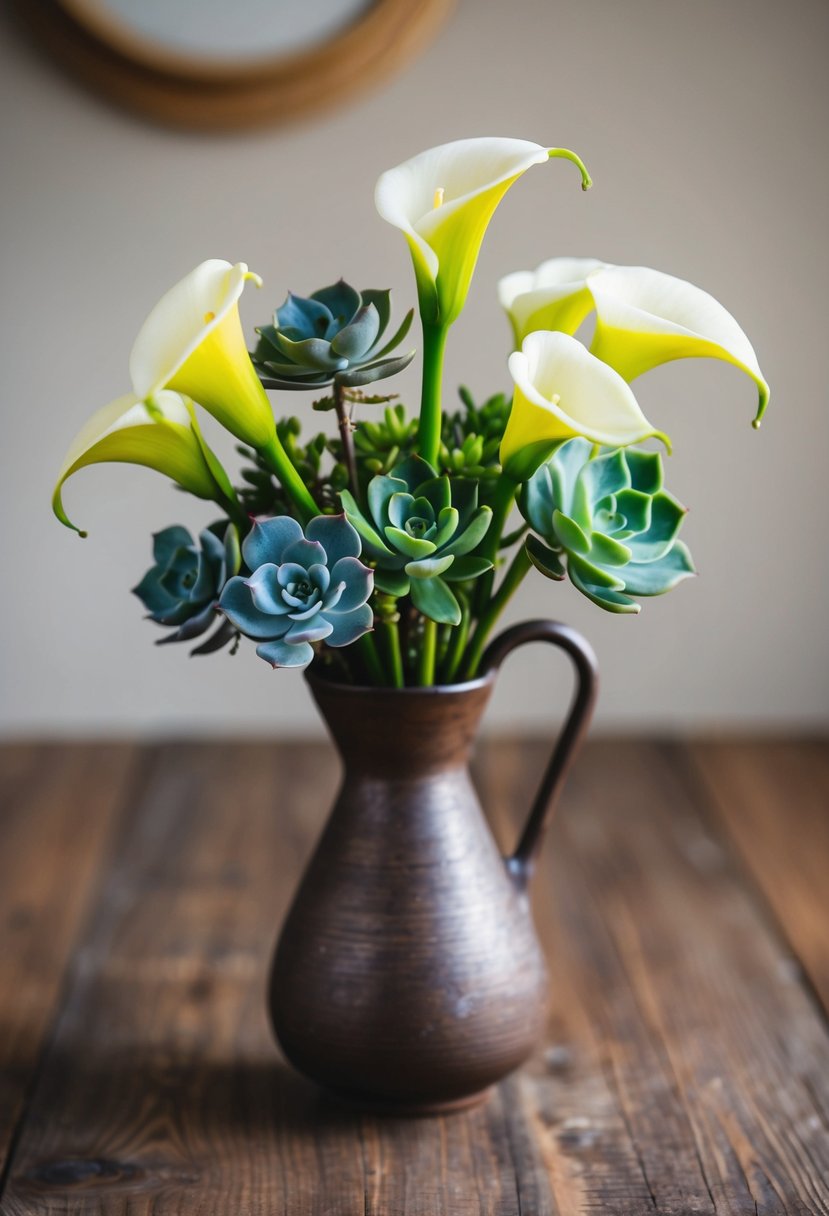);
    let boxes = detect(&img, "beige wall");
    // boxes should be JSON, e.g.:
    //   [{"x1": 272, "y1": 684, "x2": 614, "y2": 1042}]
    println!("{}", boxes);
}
[{"x1": 1, "y1": 0, "x2": 827, "y2": 736}]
